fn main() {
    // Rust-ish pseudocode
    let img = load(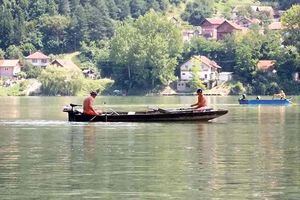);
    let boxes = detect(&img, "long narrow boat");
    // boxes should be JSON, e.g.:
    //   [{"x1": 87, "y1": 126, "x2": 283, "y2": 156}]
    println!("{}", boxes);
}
[
  {"x1": 63, "y1": 104, "x2": 228, "y2": 122},
  {"x1": 239, "y1": 99, "x2": 292, "y2": 105}
]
